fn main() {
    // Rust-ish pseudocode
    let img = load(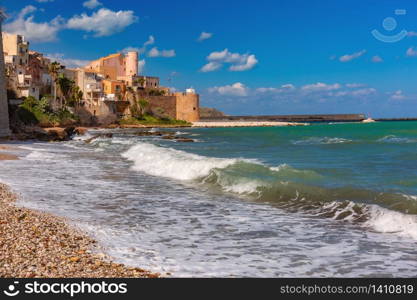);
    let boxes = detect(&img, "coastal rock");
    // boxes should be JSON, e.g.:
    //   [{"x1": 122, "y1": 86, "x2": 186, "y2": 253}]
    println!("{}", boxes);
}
[
  {"x1": 175, "y1": 138, "x2": 194, "y2": 143},
  {"x1": 162, "y1": 135, "x2": 194, "y2": 142},
  {"x1": 133, "y1": 131, "x2": 164, "y2": 137},
  {"x1": 0, "y1": 153, "x2": 19, "y2": 160},
  {"x1": 84, "y1": 133, "x2": 113, "y2": 144},
  {"x1": 74, "y1": 127, "x2": 88, "y2": 135}
]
